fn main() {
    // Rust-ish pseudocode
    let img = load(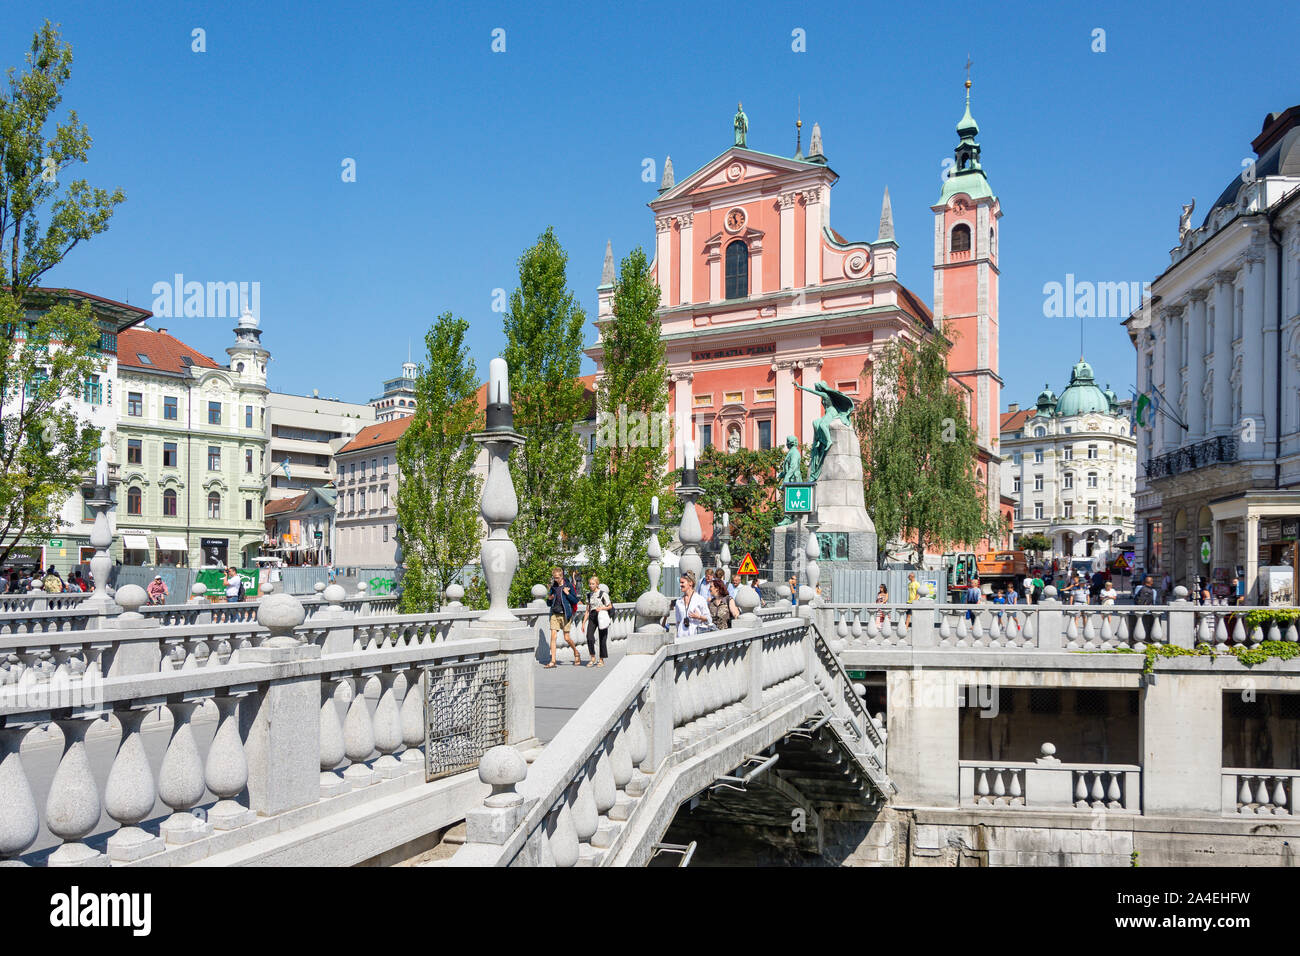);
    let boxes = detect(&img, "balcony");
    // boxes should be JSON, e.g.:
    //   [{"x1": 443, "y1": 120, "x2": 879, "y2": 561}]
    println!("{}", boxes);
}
[{"x1": 1144, "y1": 435, "x2": 1238, "y2": 480}]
